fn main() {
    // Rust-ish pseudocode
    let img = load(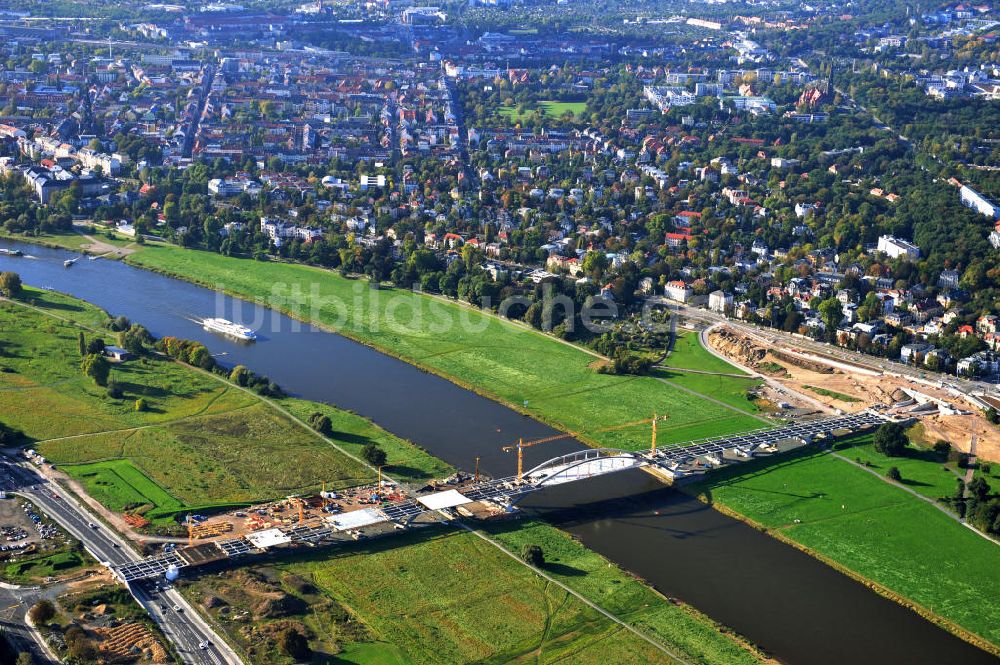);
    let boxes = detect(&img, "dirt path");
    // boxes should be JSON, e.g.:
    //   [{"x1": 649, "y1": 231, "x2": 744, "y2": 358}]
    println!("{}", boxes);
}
[
  {"x1": 37, "y1": 464, "x2": 184, "y2": 545},
  {"x1": 69, "y1": 221, "x2": 138, "y2": 257},
  {"x1": 77, "y1": 233, "x2": 138, "y2": 257},
  {"x1": 964, "y1": 434, "x2": 978, "y2": 491}
]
